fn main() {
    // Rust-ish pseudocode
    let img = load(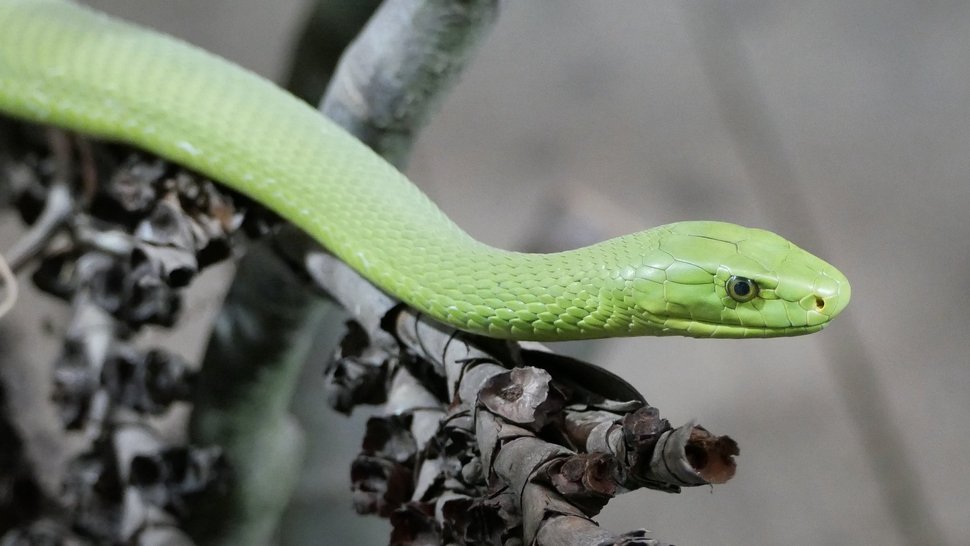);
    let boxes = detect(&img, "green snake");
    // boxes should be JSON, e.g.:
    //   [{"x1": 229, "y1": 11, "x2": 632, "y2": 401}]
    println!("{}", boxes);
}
[{"x1": 0, "y1": 0, "x2": 849, "y2": 341}]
